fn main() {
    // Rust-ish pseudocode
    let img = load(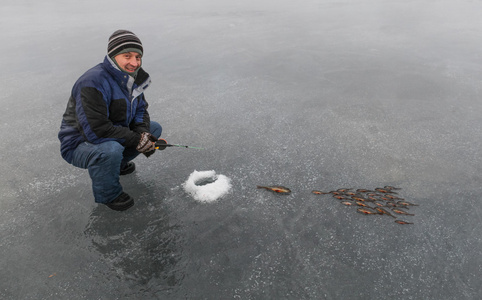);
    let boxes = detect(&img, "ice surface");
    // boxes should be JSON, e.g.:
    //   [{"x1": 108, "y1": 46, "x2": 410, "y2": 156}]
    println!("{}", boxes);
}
[
  {"x1": 1, "y1": 0, "x2": 482, "y2": 299},
  {"x1": 182, "y1": 170, "x2": 232, "y2": 202}
]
